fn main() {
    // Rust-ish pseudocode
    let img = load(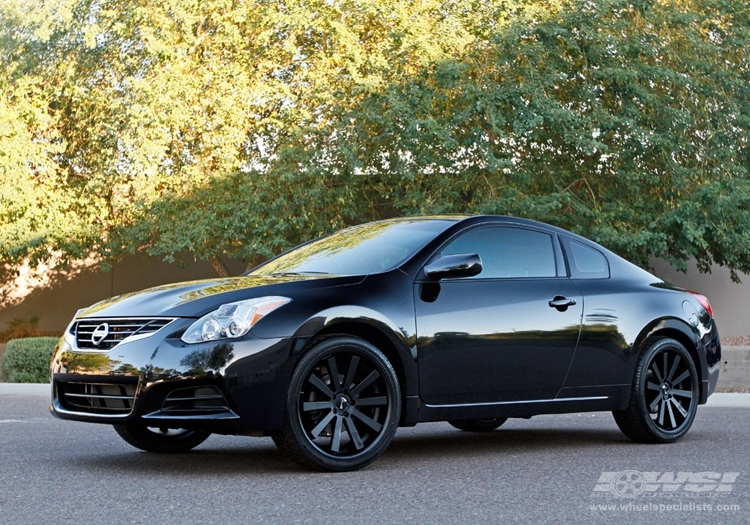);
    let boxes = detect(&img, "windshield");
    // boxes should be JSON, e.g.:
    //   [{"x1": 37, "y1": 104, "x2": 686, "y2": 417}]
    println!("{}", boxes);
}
[{"x1": 250, "y1": 219, "x2": 455, "y2": 276}]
